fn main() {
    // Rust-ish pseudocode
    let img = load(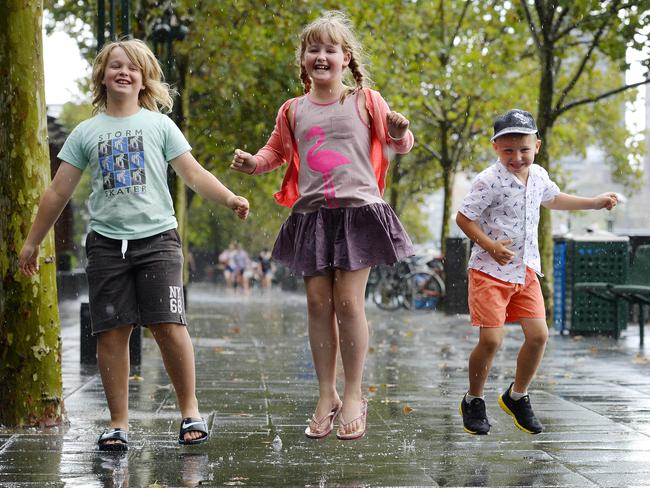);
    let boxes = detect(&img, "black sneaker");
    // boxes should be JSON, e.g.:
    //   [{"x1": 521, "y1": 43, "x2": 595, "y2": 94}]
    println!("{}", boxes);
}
[
  {"x1": 498, "y1": 383, "x2": 543, "y2": 434},
  {"x1": 460, "y1": 394, "x2": 490, "y2": 435}
]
